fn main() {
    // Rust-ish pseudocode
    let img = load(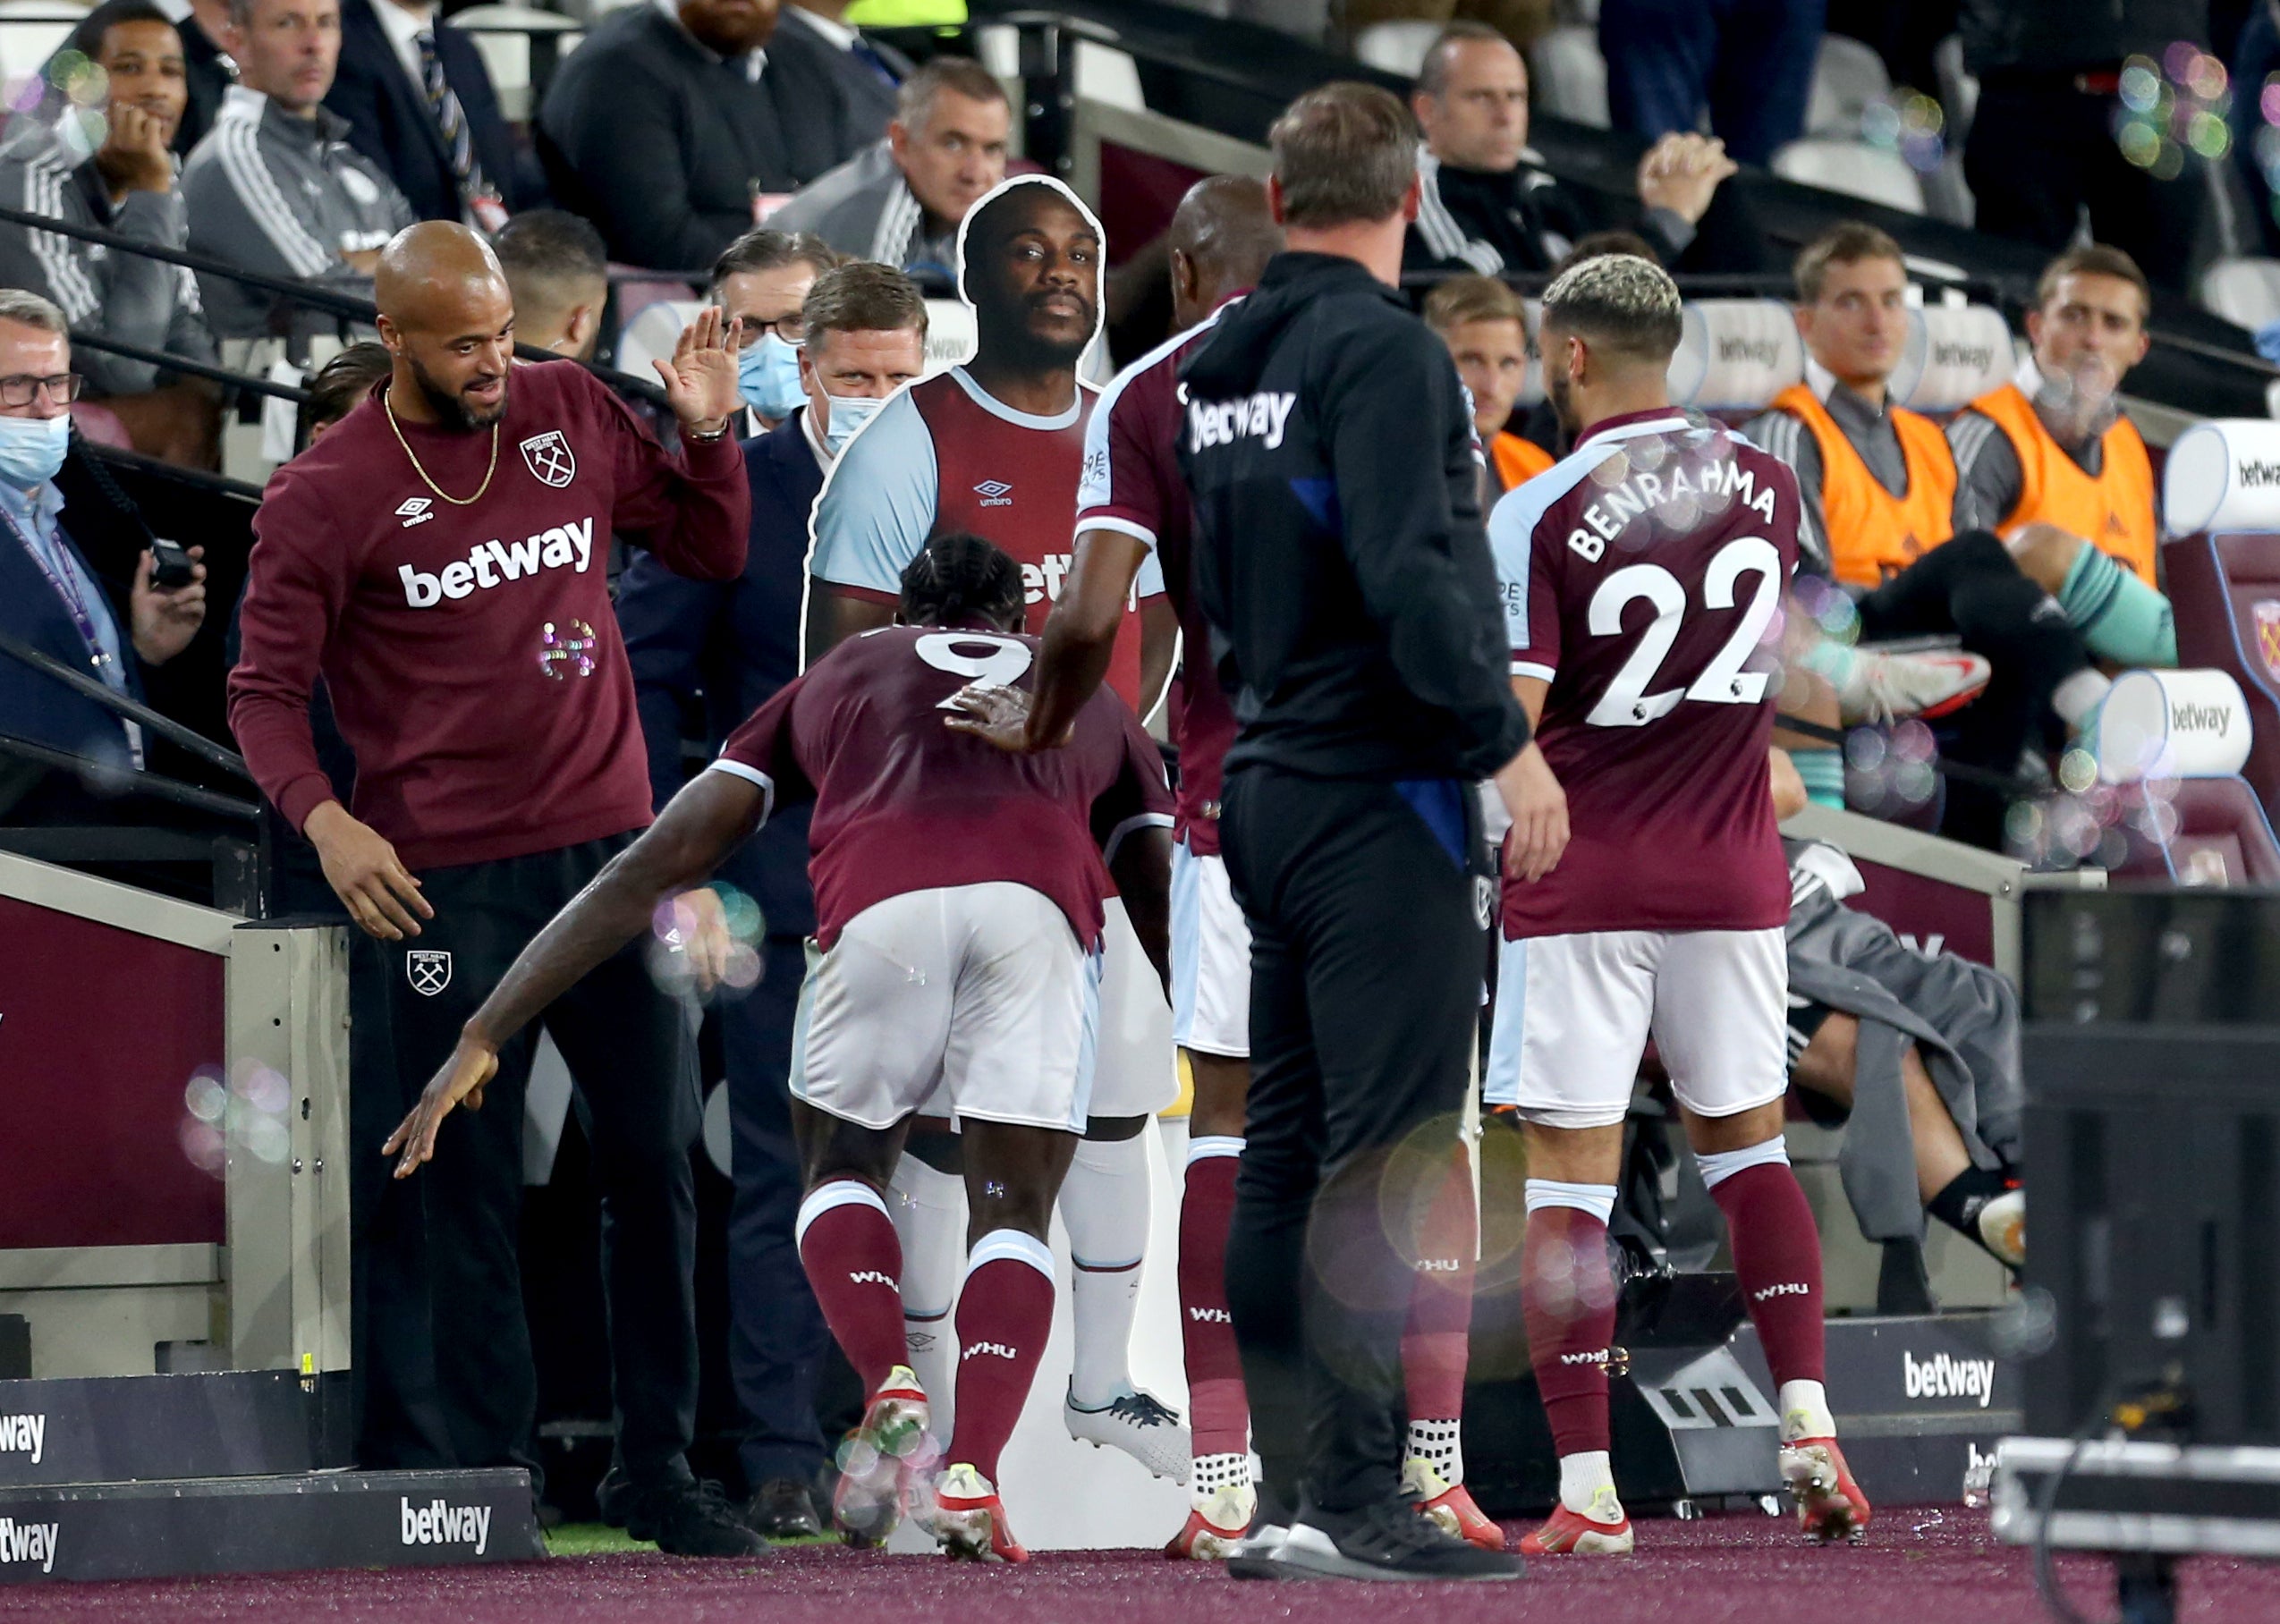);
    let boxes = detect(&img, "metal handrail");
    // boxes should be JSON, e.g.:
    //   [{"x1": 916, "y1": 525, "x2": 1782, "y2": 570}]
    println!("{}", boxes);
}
[
  {"x1": 0, "y1": 627, "x2": 252, "y2": 782},
  {"x1": 0, "y1": 732, "x2": 259, "y2": 820}
]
